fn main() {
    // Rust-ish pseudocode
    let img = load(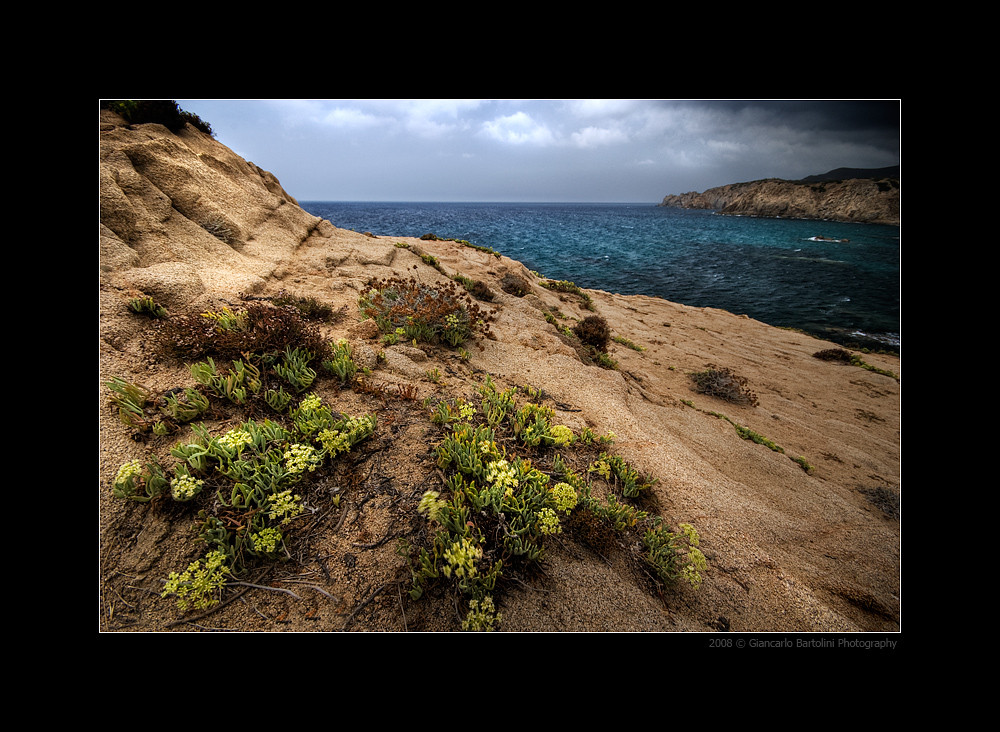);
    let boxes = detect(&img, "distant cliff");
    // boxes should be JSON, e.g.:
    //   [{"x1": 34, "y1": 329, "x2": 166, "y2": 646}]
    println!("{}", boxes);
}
[{"x1": 660, "y1": 167, "x2": 899, "y2": 226}]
